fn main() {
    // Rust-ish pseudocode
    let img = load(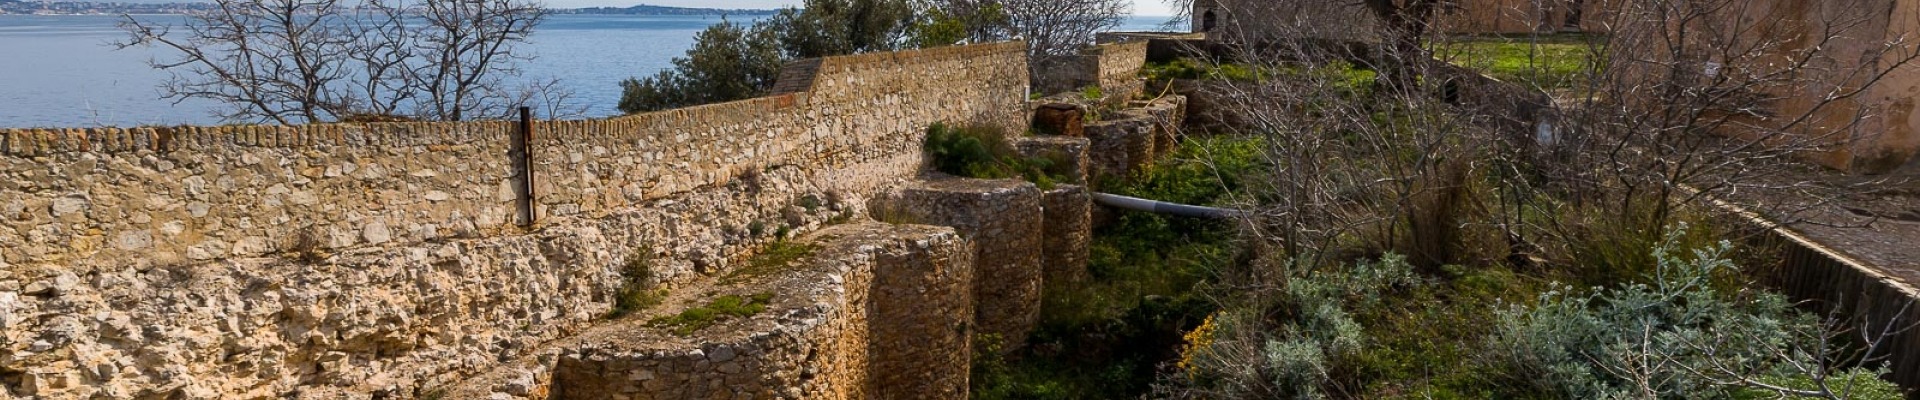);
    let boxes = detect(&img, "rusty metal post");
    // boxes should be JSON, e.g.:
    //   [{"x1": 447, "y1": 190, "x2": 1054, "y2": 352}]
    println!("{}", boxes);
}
[{"x1": 517, "y1": 106, "x2": 536, "y2": 227}]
